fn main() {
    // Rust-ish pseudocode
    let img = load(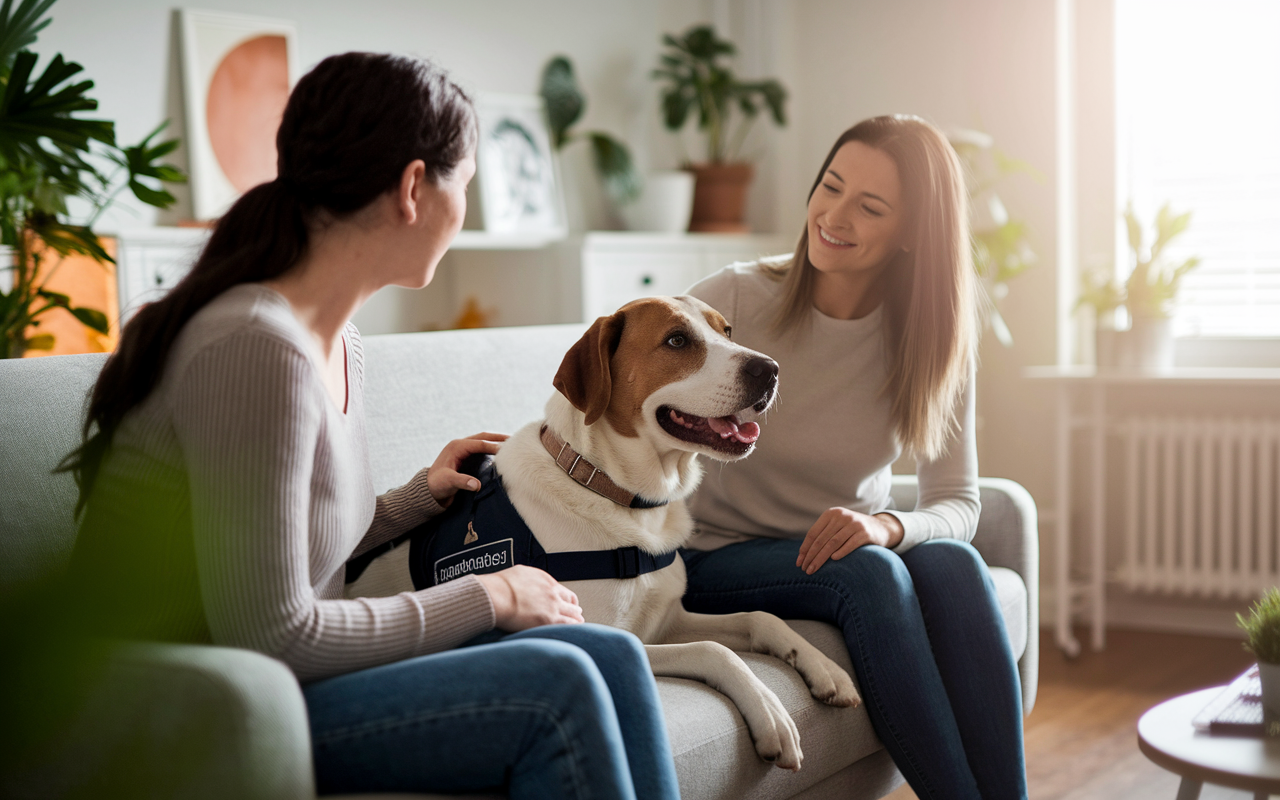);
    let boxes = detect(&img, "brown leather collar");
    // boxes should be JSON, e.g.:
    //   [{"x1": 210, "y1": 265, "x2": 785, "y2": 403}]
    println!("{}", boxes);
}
[{"x1": 540, "y1": 424, "x2": 668, "y2": 509}]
